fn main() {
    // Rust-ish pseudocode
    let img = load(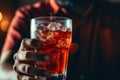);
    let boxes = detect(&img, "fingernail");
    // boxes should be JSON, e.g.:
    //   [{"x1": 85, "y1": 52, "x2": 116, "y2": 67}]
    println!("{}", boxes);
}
[
  {"x1": 44, "y1": 70, "x2": 50, "y2": 77},
  {"x1": 44, "y1": 55, "x2": 50, "y2": 61},
  {"x1": 32, "y1": 39, "x2": 43, "y2": 47},
  {"x1": 36, "y1": 41, "x2": 42, "y2": 47}
]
